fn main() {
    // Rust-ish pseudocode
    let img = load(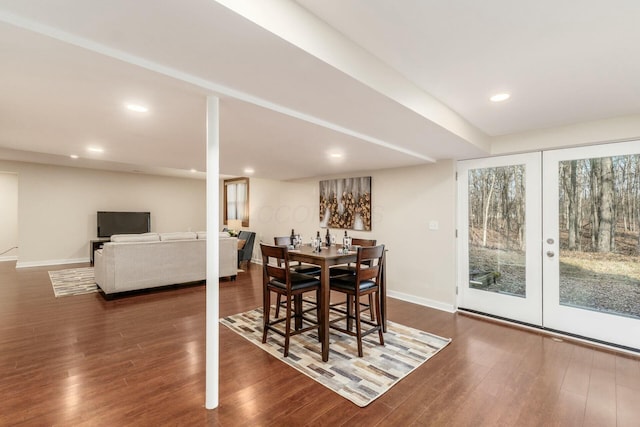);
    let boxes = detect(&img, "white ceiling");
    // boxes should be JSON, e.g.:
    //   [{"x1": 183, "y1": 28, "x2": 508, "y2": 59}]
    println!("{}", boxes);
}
[
  {"x1": 1, "y1": 0, "x2": 639, "y2": 180},
  {"x1": 297, "y1": 0, "x2": 640, "y2": 136}
]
